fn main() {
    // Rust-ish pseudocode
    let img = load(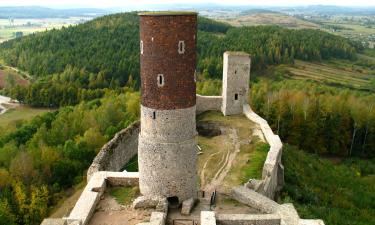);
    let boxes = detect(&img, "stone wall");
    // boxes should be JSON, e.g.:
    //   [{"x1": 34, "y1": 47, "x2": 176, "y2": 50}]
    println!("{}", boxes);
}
[
  {"x1": 230, "y1": 186, "x2": 325, "y2": 225},
  {"x1": 87, "y1": 121, "x2": 140, "y2": 181},
  {"x1": 196, "y1": 94, "x2": 222, "y2": 114},
  {"x1": 243, "y1": 104, "x2": 284, "y2": 200},
  {"x1": 138, "y1": 105, "x2": 198, "y2": 202},
  {"x1": 41, "y1": 172, "x2": 139, "y2": 225}
]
